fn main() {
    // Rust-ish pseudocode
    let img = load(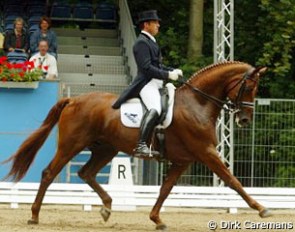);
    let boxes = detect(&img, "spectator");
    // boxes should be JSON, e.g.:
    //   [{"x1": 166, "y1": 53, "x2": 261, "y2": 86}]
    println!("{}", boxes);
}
[
  {"x1": 3, "y1": 17, "x2": 29, "y2": 55},
  {"x1": 29, "y1": 39, "x2": 58, "y2": 79},
  {"x1": 30, "y1": 16, "x2": 57, "y2": 58},
  {"x1": 0, "y1": 33, "x2": 5, "y2": 56}
]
